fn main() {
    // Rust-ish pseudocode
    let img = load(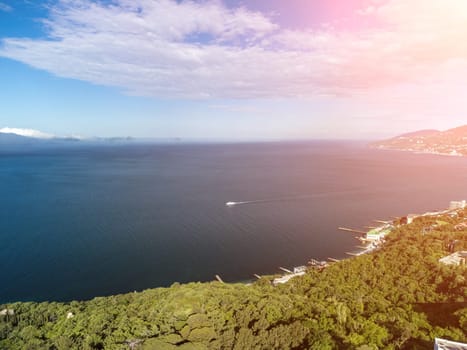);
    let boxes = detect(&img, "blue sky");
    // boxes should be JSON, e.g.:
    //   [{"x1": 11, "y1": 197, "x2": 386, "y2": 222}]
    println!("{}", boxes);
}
[{"x1": 1, "y1": 0, "x2": 467, "y2": 140}]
